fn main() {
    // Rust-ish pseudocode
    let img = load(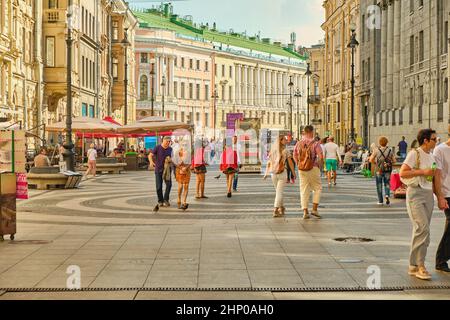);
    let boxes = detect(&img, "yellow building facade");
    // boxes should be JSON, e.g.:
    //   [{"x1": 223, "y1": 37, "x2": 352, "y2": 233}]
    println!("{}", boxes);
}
[
  {"x1": 307, "y1": 43, "x2": 326, "y2": 138},
  {"x1": 322, "y1": 0, "x2": 361, "y2": 145}
]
